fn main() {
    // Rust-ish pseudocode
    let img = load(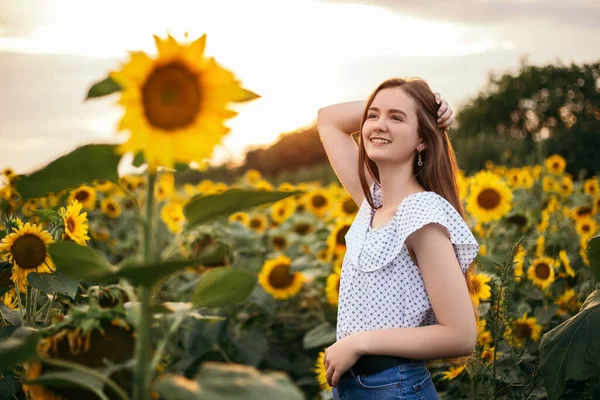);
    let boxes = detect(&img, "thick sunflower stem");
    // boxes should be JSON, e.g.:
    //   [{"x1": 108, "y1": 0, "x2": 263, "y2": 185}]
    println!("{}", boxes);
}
[{"x1": 132, "y1": 172, "x2": 157, "y2": 400}]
